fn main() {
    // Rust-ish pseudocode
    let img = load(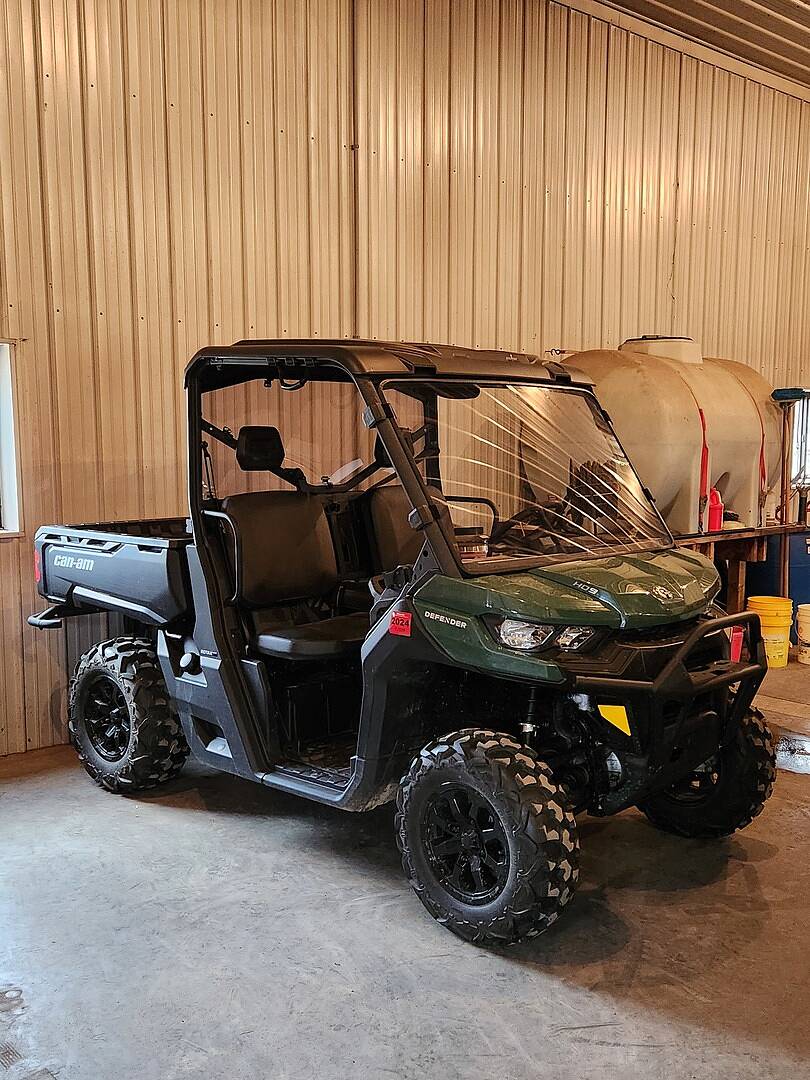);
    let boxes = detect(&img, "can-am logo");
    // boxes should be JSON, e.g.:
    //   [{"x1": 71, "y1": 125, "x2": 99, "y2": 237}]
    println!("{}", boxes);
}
[
  {"x1": 652, "y1": 585, "x2": 679, "y2": 601},
  {"x1": 423, "y1": 610, "x2": 468, "y2": 629},
  {"x1": 53, "y1": 554, "x2": 95, "y2": 572}
]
